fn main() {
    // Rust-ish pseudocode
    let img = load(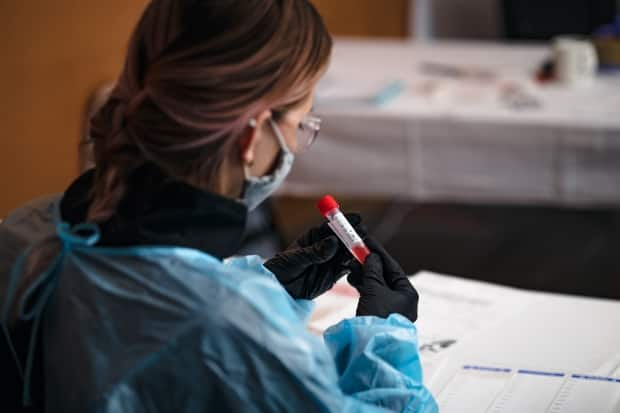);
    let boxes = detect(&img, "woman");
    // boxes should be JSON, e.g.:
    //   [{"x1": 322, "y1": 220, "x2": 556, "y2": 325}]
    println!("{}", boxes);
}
[{"x1": 1, "y1": 1, "x2": 437, "y2": 412}]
